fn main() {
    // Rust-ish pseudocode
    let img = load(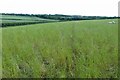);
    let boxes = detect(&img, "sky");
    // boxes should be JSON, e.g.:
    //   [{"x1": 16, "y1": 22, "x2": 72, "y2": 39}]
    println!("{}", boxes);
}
[{"x1": 0, "y1": 0, "x2": 119, "y2": 16}]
